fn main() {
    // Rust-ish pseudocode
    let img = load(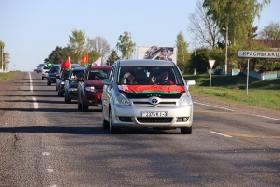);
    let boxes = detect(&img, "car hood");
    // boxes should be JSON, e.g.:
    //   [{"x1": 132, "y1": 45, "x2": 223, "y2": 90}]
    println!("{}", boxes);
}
[
  {"x1": 118, "y1": 85, "x2": 185, "y2": 98},
  {"x1": 84, "y1": 80, "x2": 104, "y2": 88}
]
